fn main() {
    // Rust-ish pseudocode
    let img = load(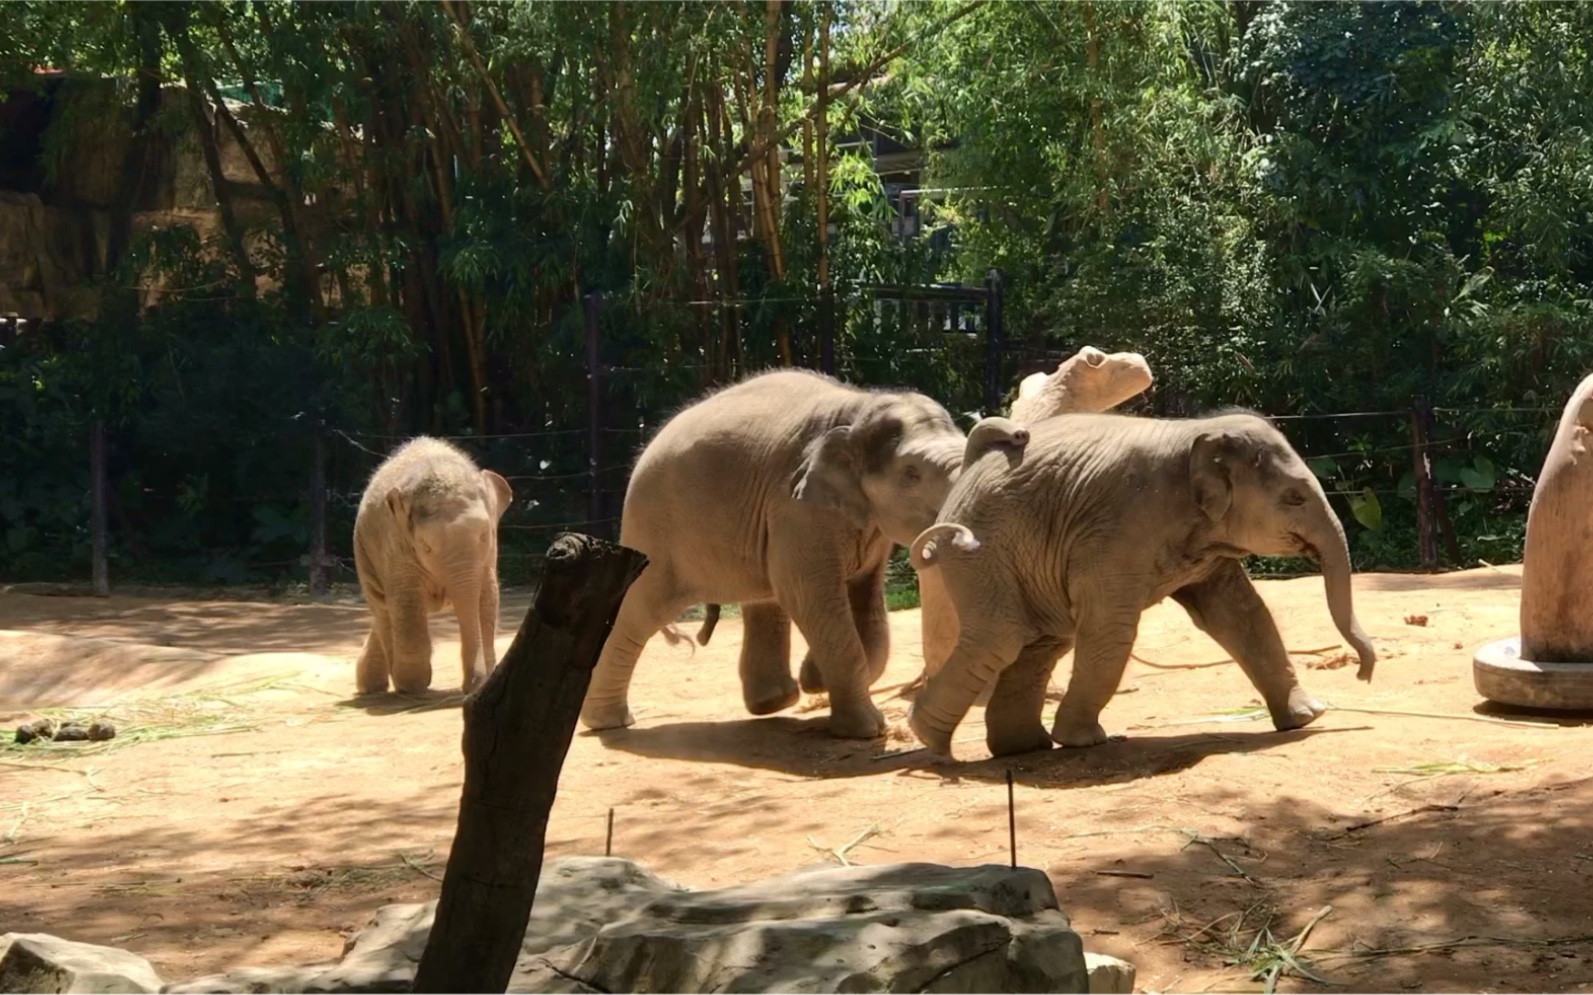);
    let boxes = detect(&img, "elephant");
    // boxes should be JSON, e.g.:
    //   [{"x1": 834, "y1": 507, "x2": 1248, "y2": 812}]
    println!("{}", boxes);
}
[
  {"x1": 904, "y1": 409, "x2": 1377, "y2": 760},
  {"x1": 579, "y1": 369, "x2": 1029, "y2": 739},
  {"x1": 352, "y1": 436, "x2": 513, "y2": 695},
  {"x1": 695, "y1": 345, "x2": 1155, "y2": 692},
  {"x1": 1008, "y1": 346, "x2": 1155, "y2": 424}
]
